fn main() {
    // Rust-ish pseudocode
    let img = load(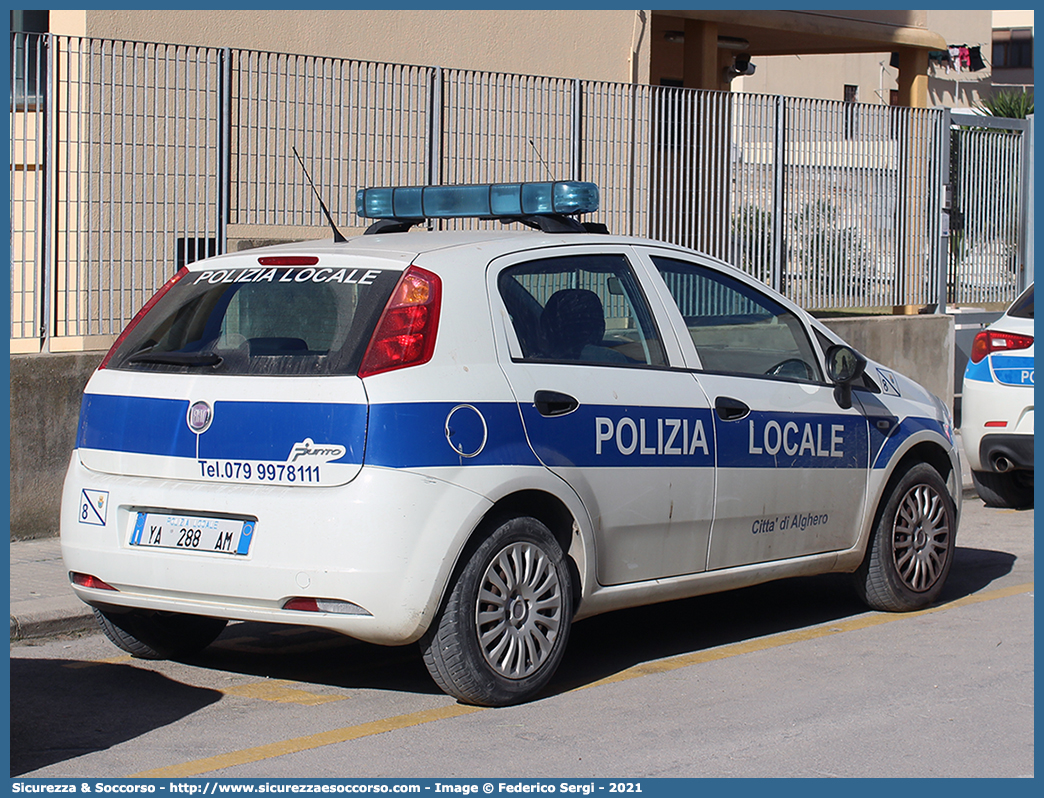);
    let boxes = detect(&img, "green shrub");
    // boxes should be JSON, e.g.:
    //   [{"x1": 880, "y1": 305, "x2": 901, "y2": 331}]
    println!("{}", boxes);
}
[{"x1": 979, "y1": 89, "x2": 1034, "y2": 119}]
